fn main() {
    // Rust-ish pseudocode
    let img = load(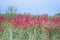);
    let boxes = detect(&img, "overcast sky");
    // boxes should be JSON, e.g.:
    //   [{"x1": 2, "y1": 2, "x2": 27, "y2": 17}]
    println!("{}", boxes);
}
[{"x1": 0, "y1": 0, "x2": 60, "y2": 15}]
